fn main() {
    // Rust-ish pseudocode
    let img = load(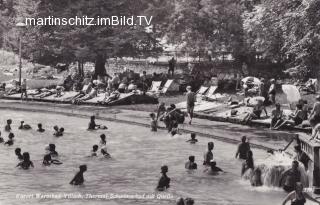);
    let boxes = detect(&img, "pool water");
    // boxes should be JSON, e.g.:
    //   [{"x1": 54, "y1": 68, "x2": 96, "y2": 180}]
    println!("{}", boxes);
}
[{"x1": 0, "y1": 110, "x2": 305, "y2": 205}]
